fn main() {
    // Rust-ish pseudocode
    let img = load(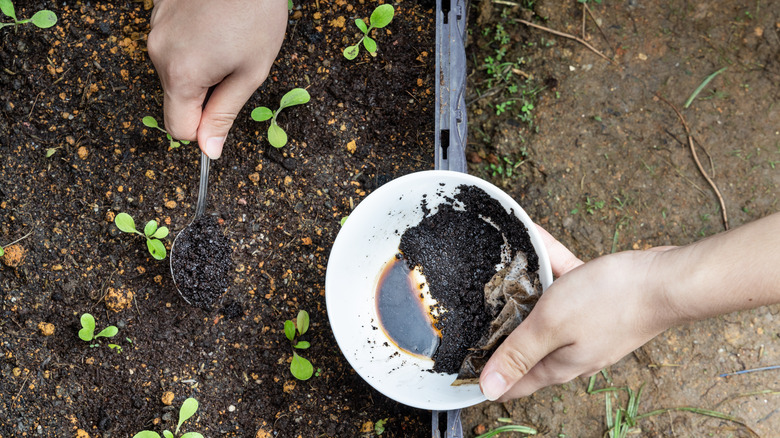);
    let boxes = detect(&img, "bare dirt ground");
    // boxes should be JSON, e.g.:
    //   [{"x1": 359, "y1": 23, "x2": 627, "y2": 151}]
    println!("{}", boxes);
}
[{"x1": 463, "y1": 0, "x2": 779, "y2": 436}]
